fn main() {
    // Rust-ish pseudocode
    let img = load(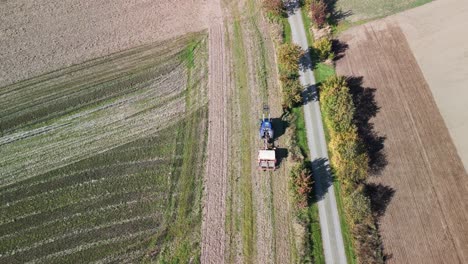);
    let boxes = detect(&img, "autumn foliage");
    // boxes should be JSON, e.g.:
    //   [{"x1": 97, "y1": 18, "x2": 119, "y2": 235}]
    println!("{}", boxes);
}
[
  {"x1": 290, "y1": 163, "x2": 313, "y2": 209},
  {"x1": 319, "y1": 74, "x2": 384, "y2": 263},
  {"x1": 313, "y1": 36, "x2": 334, "y2": 61},
  {"x1": 310, "y1": 0, "x2": 328, "y2": 28},
  {"x1": 262, "y1": 0, "x2": 285, "y2": 18},
  {"x1": 278, "y1": 43, "x2": 304, "y2": 75}
]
